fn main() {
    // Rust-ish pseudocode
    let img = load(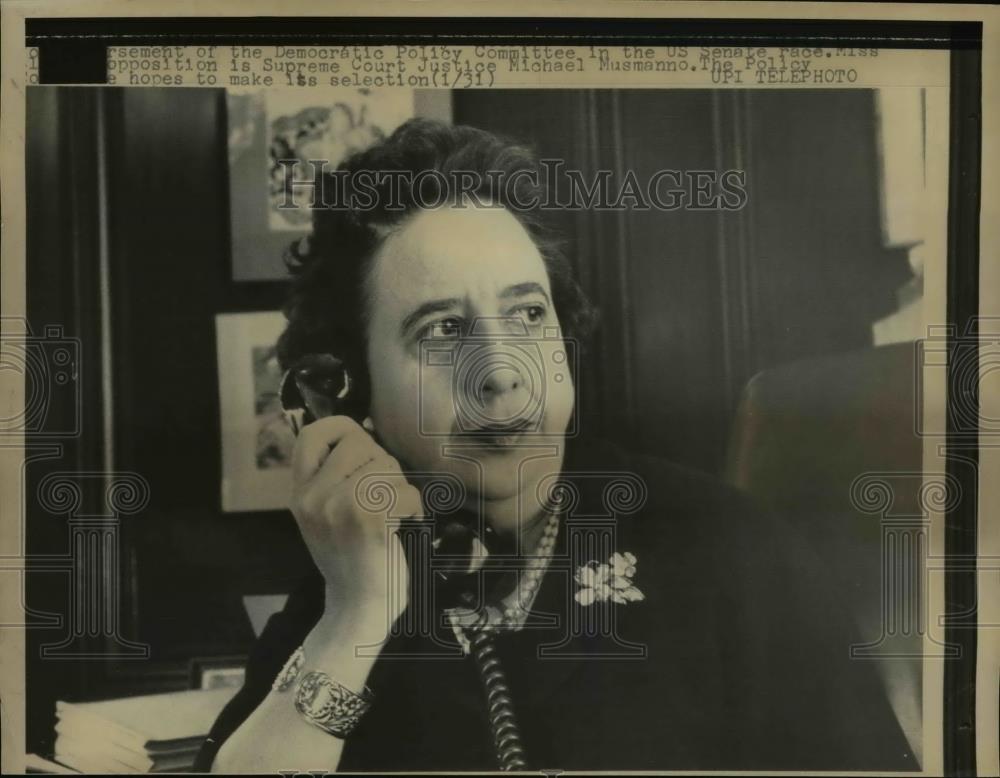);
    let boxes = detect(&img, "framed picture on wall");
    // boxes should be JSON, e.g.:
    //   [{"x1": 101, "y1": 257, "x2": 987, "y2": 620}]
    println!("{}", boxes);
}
[
  {"x1": 226, "y1": 88, "x2": 451, "y2": 281},
  {"x1": 215, "y1": 311, "x2": 295, "y2": 512}
]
